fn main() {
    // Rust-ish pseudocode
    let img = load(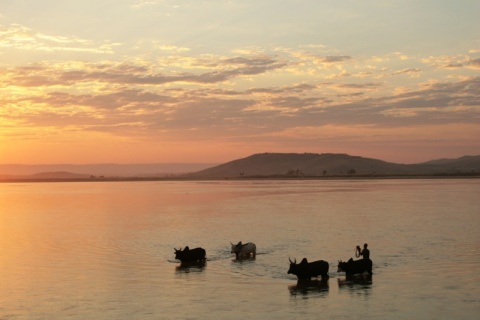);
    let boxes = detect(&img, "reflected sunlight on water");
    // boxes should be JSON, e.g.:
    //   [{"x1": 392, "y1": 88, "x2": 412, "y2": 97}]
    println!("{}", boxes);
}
[{"x1": 0, "y1": 179, "x2": 479, "y2": 319}]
